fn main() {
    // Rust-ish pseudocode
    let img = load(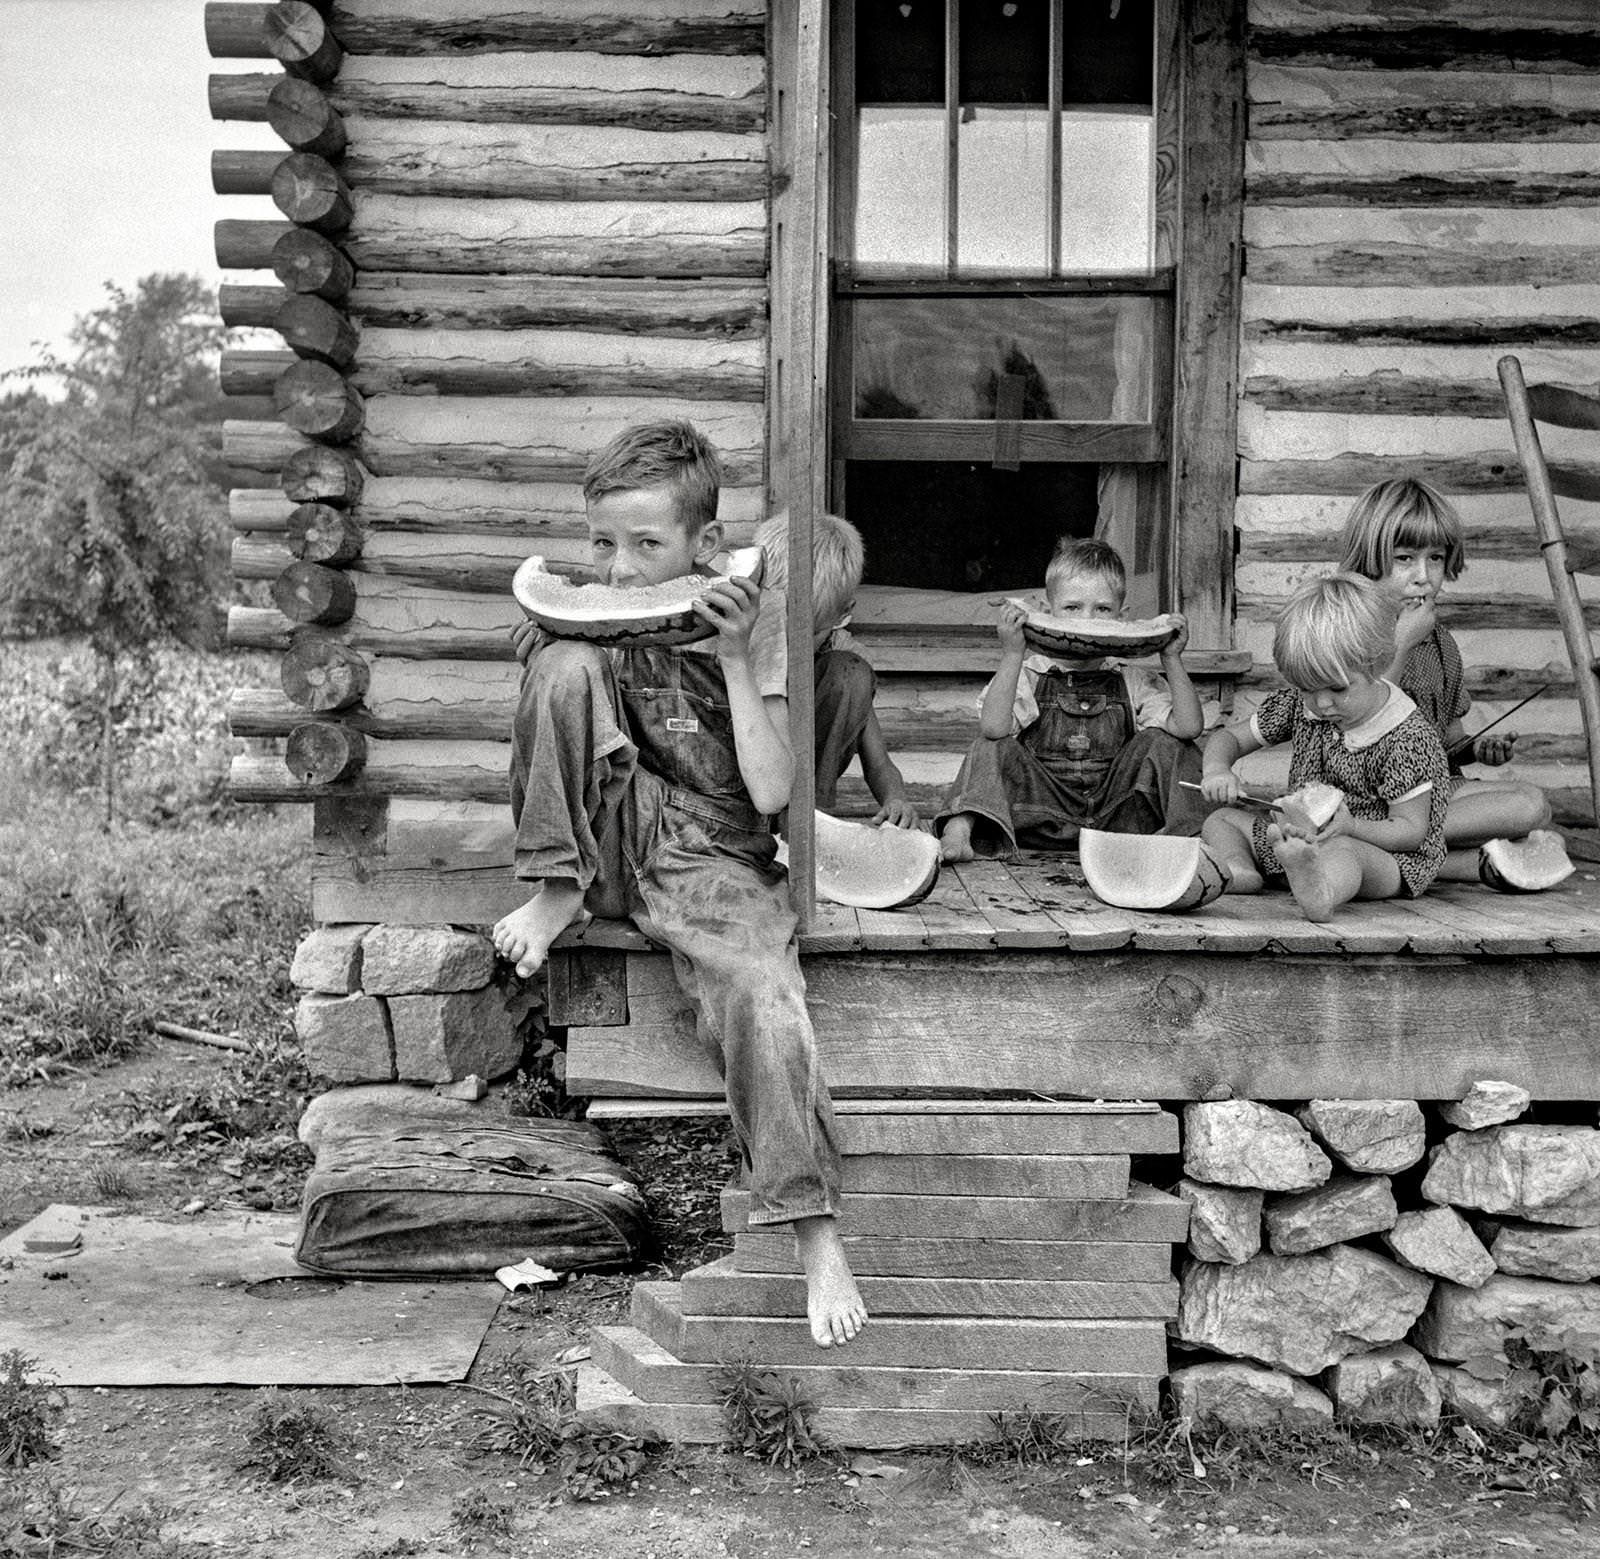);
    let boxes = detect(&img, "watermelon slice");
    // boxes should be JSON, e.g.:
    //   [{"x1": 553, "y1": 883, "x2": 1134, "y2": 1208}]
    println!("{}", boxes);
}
[
  {"x1": 778, "y1": 812, "x2": 941, "y2": 910},
  {"x1": 1479, "y1": 830, "x2": 1575, "y2": 893},
  {"x1": 1009, "y1": 603, "x2": 1181, "y2": 660},
  {"x1": 1274, "y1": 782, "x2": 1344, "y2": 834},
  {"x1": 1079, "y1": 829, "x2": 1230, "y2": 912}
]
